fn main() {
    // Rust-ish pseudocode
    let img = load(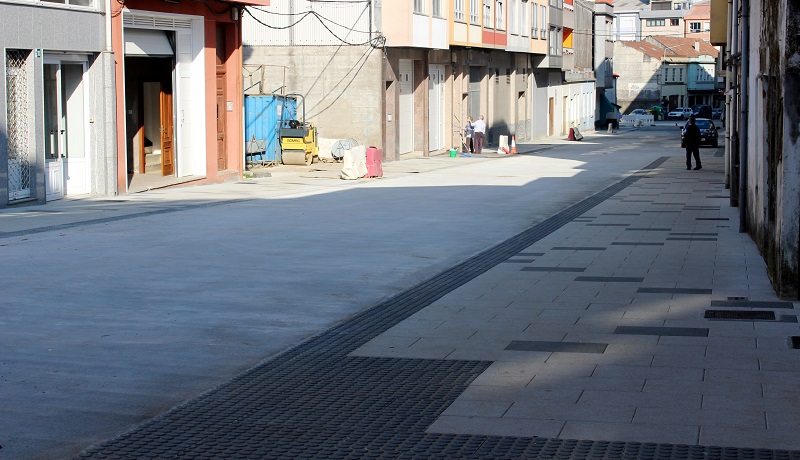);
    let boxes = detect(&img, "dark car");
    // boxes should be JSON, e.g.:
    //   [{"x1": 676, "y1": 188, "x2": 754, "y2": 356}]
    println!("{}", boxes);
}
[
  {"x1": 711, "y1": 108, "x2": 723, "y2": 119},
  {"x1": 692, "y1": 105, "x2": 713, "y2": 119},
  {"x1": 681, "y1": 118, "x2": 719, "y2": 148}
]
